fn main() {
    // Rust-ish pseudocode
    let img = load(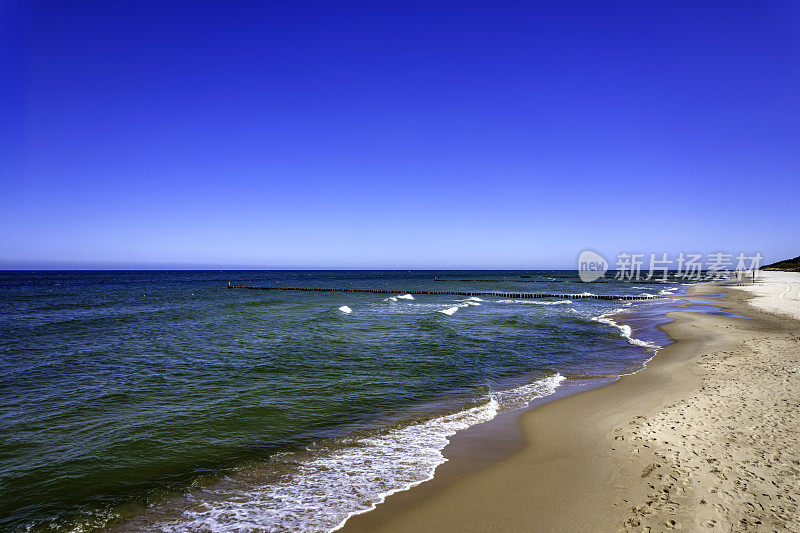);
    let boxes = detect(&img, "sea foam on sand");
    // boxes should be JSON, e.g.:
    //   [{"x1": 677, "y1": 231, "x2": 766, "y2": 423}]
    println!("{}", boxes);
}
[{"x1": 154, "y1": 374, "x2": 565, "y2": 533}]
